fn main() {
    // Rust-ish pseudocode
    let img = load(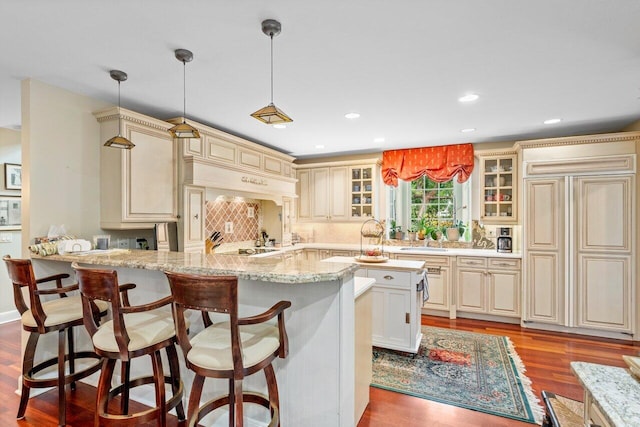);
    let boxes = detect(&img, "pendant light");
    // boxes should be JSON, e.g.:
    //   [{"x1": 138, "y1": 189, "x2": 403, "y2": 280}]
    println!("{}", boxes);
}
[
  {"x1": 169, "y1": 49, "x2": 201, "y2": 139},
  {"x1": 104, "y1": 70, "x2": 135, "y2": 149},
  {"x1": 251, "y1": 19, "x2": 293, "y2": 125}
]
